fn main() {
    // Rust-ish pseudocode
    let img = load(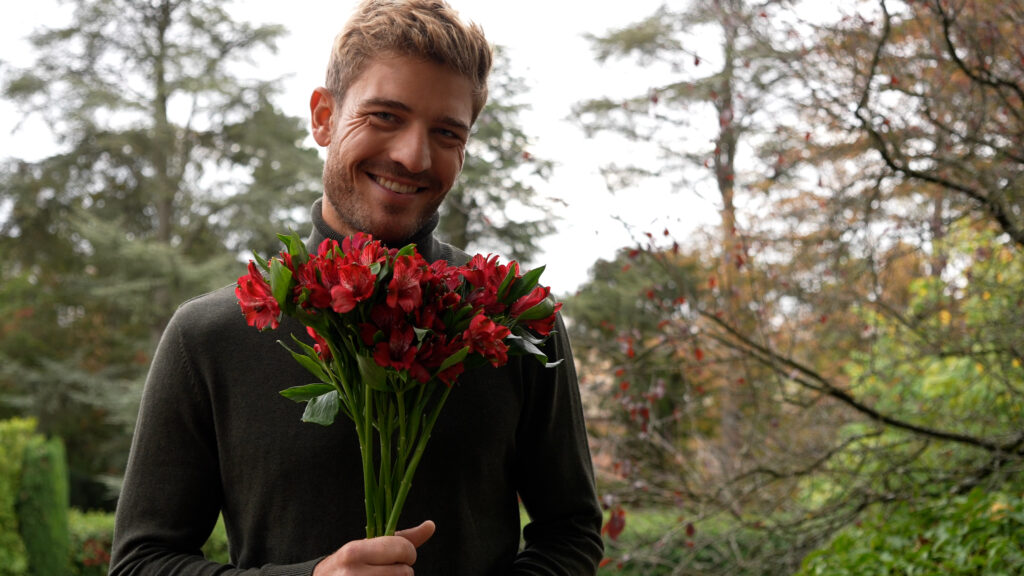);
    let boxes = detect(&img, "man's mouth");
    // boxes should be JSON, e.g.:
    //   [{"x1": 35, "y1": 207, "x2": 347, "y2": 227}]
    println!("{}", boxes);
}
[{"x1": 371, "y1": 174, "x2": 422, "y2": 195}]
